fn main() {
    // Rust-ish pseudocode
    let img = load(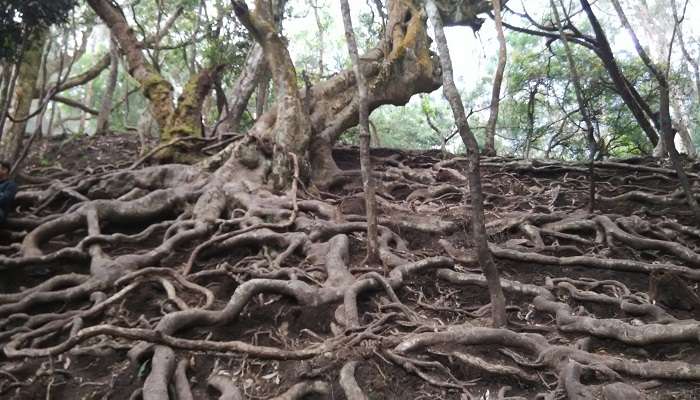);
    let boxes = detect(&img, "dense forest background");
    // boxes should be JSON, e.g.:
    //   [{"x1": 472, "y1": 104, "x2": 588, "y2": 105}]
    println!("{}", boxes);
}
[{"x1": 2, "y1": 0, "x2": 699, "y2": 159}]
